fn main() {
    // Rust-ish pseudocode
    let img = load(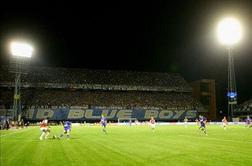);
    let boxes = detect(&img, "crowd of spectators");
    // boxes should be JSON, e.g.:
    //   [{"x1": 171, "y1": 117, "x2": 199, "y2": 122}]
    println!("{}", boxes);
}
[
  {"x1": 0, "y1": 88, "x2": 201, "y2": 110},
  {"x1": 235, "y1": 99, "x2": 252, "y2": 112},
  {"x1": 0, "y1": 65, "x2": 202, "y2": 111},
  {"x1": 0, "y1": 66, "x2": 191, "y2": 91}
]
